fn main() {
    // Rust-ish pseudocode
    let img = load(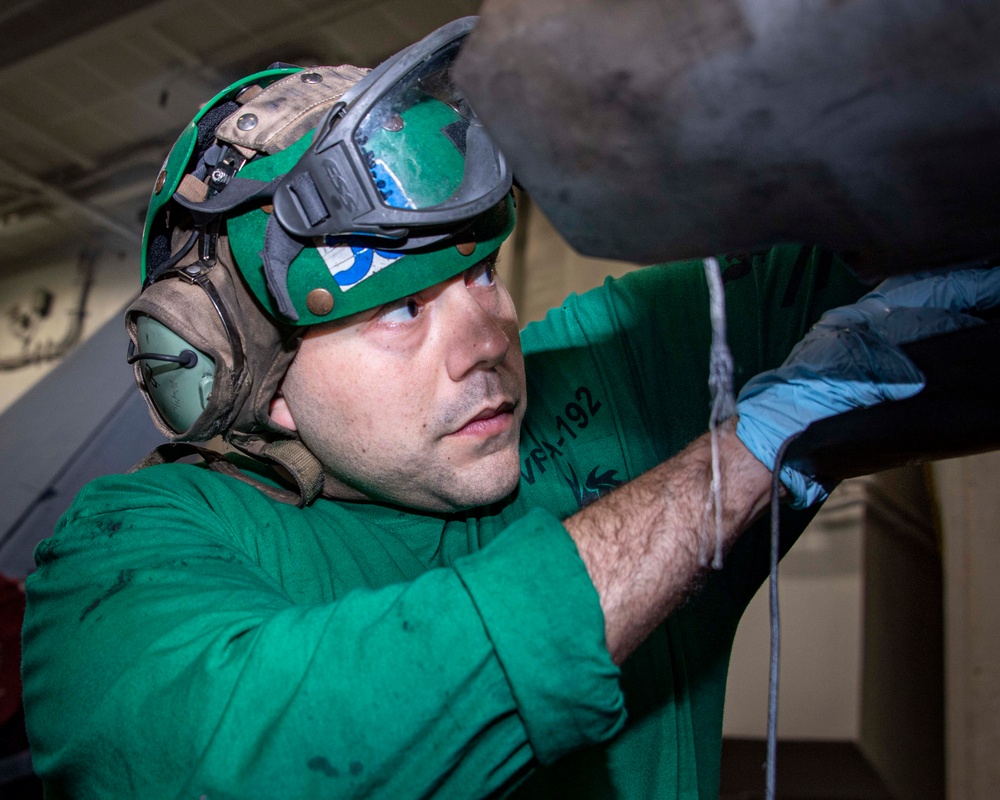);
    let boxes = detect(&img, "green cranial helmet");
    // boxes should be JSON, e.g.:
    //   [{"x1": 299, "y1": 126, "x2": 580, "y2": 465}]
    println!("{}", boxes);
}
[
  {"x1": 127, "y1": 16, "x2": 515, "y2": 505},
  {"x1": 226, "y1": 98, "x2": 514, "y2": 325}
]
